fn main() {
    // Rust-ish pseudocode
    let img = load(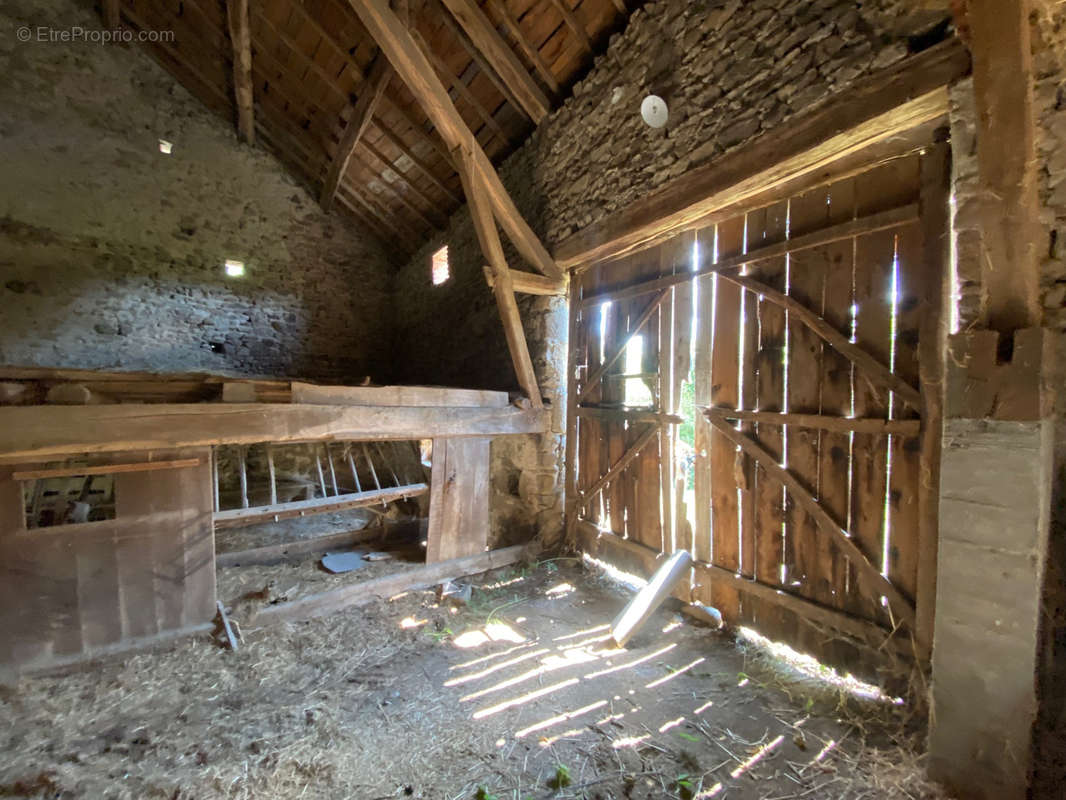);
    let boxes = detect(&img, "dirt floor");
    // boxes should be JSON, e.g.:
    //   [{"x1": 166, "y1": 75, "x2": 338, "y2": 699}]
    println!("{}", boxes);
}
[{"x1": 0, "y1": 561, "x2": 945, "y2": 799}]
